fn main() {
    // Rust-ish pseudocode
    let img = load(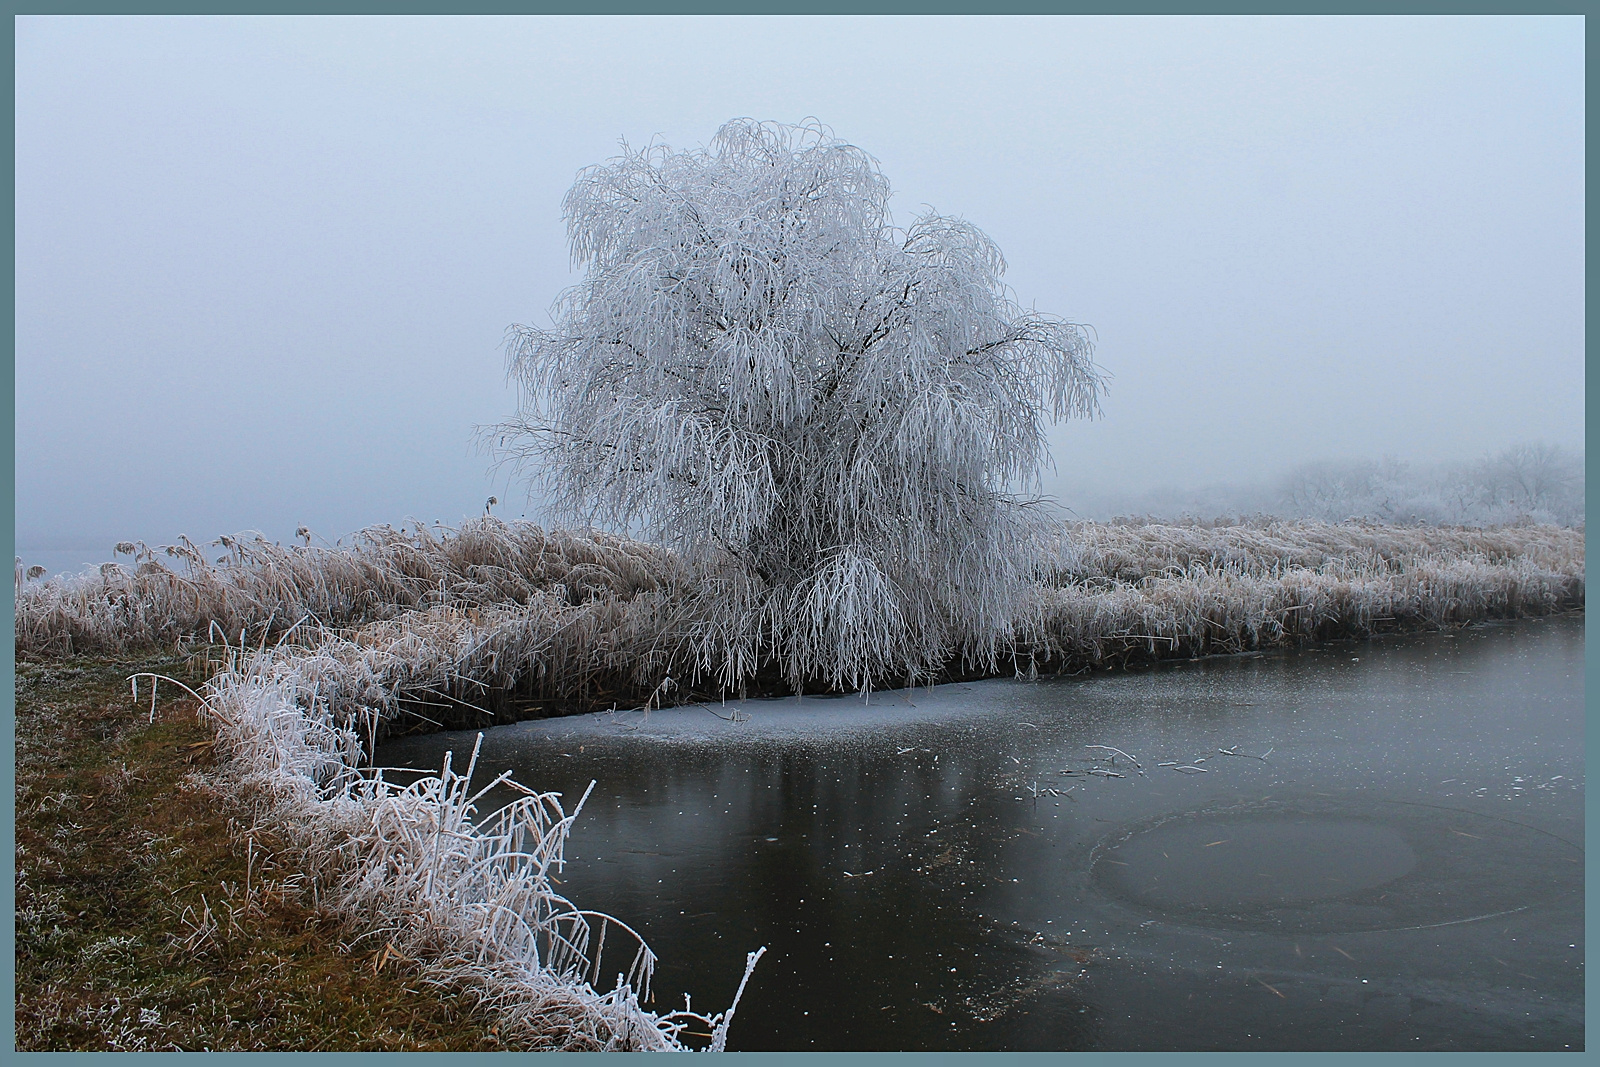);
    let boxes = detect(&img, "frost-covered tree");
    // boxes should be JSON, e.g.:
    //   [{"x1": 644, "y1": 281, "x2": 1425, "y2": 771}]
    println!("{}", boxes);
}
[
  {"x1": 1478, "y1": 442, "x2": 1583, "y2": 523},
  {"x1": 1272, "y1": 444, "x2": 1584, "y2": 527},
  {"x1": 497, "y1": 119, "x2": 1104, "y2": 692}
]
